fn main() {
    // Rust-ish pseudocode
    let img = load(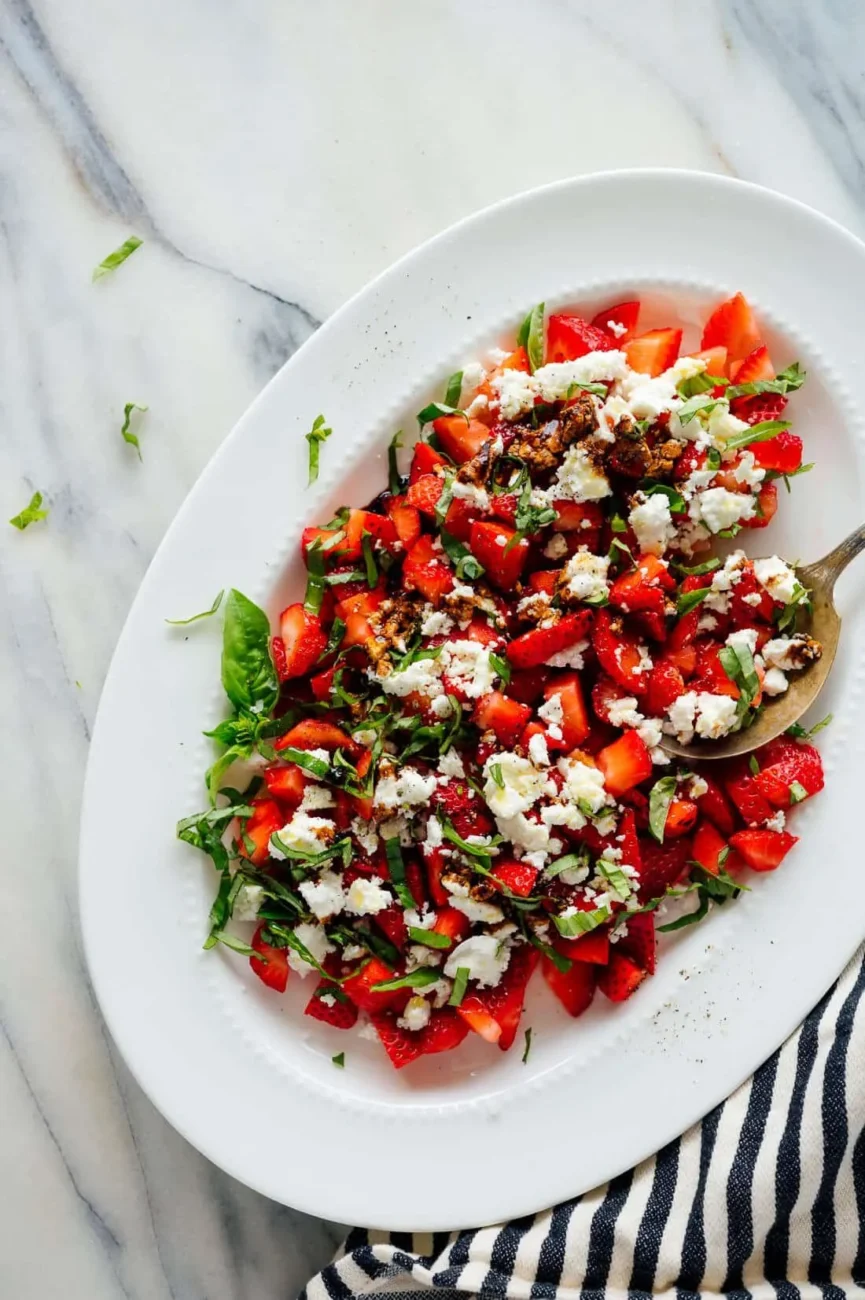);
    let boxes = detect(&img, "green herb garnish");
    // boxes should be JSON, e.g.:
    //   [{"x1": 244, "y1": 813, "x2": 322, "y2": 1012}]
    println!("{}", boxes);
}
[
  {"x1": 649, "y1": 775, "x2": 679, "y2": 843},
  {"x1": 517, "y1": 302, "x2": 545, "y2": 372},
  {"x1": 120, "y1": 402, "x2": 148, "y2": 459},
  {"x1": 306, "y1": 414, "x2": 333, "y2": 485},
  {"x1": 388, "y1": 430, "x2": 403, "y2": 495},
  {"x1": 166, "y1": 590, "x2": 224, "y2": 625},
  {"x1": 677, "y1": 588, "x2": 710, "y2": 616},
  {"x1": 522, "y1": 1027, "x2": 533, "y2": 1064},
  {"x1": 9, "y1": 491, "x2": 48, "y2": 531},
  {"x1": 93, "y1": 235, "x2": 142, "y2": 280},
  {"x1": 332, "y1": 1052, "x2": 345, "y2": 1068},
  {"x1": 448, "y1": 966, "x2": 470, "y2": 1006}
]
